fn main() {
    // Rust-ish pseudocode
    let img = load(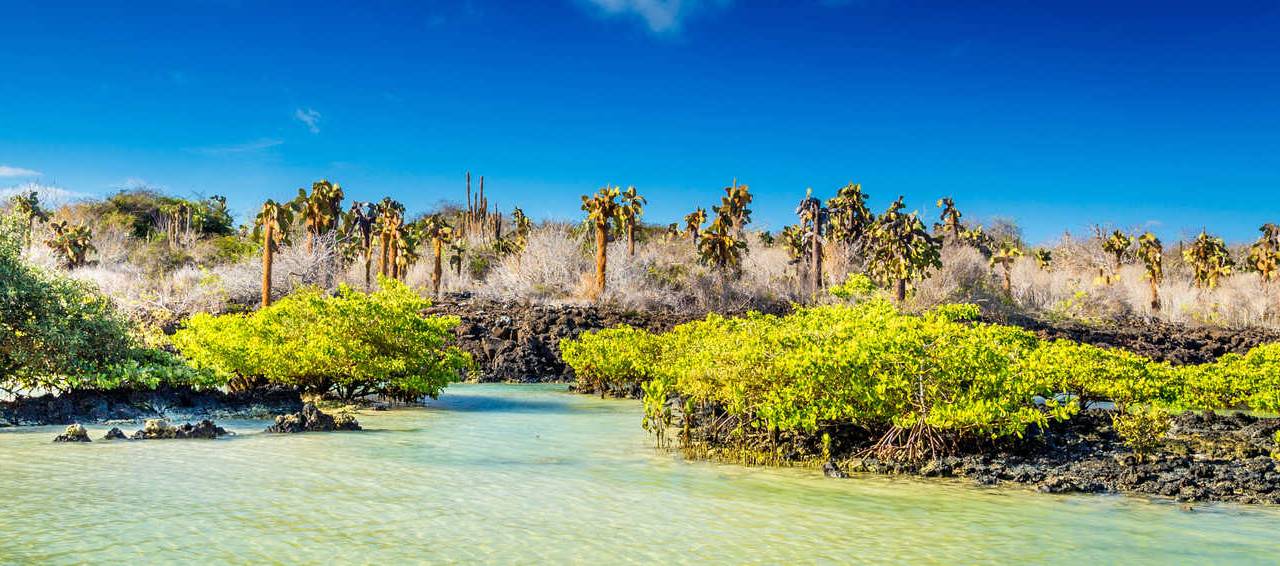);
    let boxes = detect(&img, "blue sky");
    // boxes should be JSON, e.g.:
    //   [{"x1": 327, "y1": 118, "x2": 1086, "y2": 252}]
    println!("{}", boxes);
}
[{"x1": 1, "y1": 0, "x2": 1277, "y2": 244}]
